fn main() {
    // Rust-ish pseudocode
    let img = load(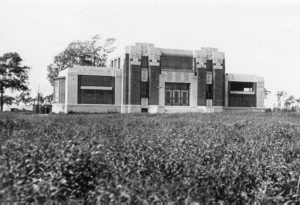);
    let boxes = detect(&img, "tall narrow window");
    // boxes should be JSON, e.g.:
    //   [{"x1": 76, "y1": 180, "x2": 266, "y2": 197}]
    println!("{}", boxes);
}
[
  {"x1": 165, "y1": 90, "x2": 172, "y2": 105},
  {"x1": 141, "y1": 56, "x2": 149, "y2": 68},
  {"x1": 181, "y1": 90, "x2": 189, "y2": 106},
  {"x1": 173, "y1": 90, "x2": 180, "y2": 105},
  {"x1": 206, "y1": 84, "x2": 213, "y2": 99},
  {"x1": 141, "y1": 82, "x2": 149, "y2": 98},
  {"x1": 206, "y1": 60, "x2": 213, "y2": 71}
]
